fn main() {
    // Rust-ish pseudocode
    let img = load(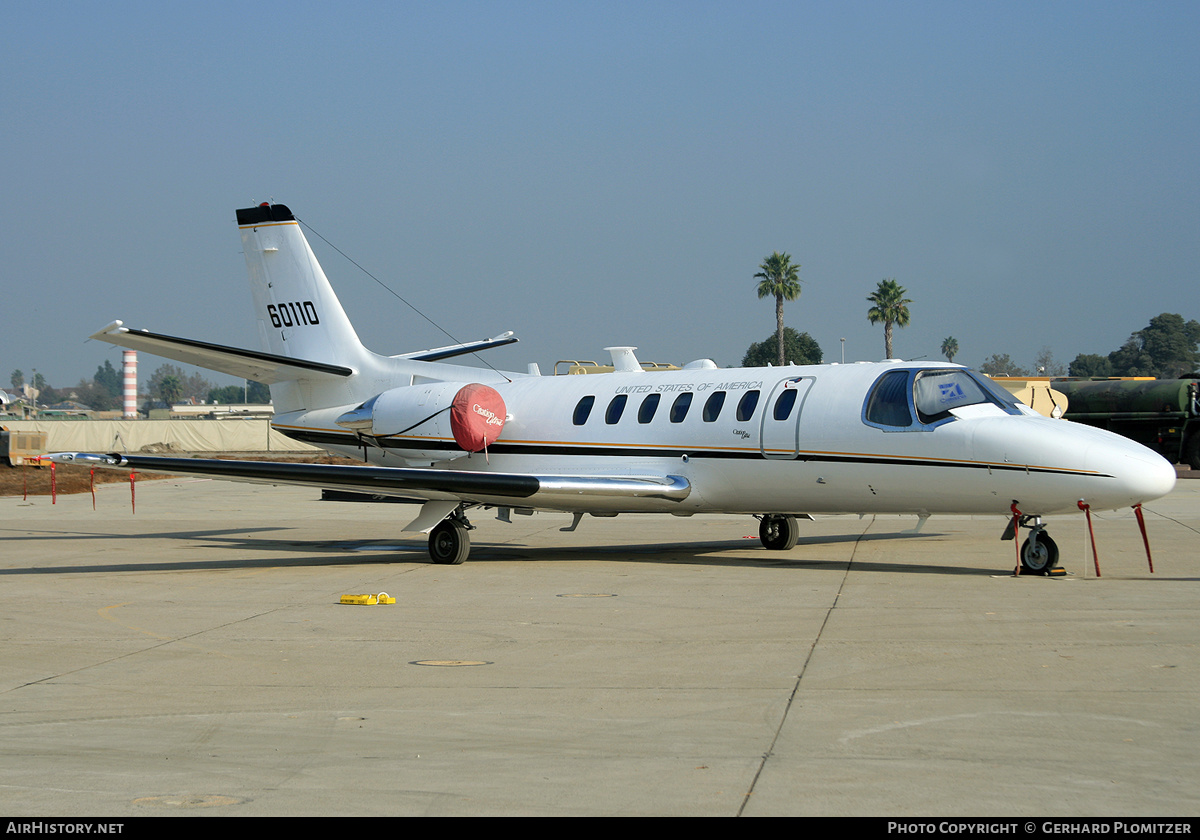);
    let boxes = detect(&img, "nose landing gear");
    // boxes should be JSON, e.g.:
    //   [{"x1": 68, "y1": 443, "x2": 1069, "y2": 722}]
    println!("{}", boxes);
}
[
  {"x1": 1019, "y1": 530, "x2": 1060, "y2": 575},
  {"x1": 1003, "y1": 510, "x2": 1064, "y2": 576}
]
